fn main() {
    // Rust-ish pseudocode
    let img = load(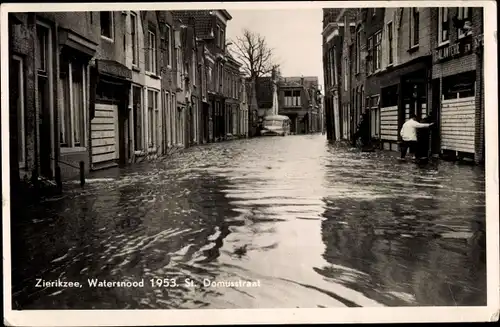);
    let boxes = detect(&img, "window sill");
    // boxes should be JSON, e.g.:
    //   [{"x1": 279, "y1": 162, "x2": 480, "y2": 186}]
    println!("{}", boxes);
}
[
  {"x1": 146, "y1": 72, "x2": 161, "y2": 80},
  {"x1": 408, "y1": 45, "x2": 419, "y2": 53},
  {"x1": 132, "y1": 65, "x2": 140, "y2": 72},
  {"x1": 436, "y1": 41, "x2": 450, "y2": 49},
  {"x1": 101, "y1": 35, "x2": 114, "y2": 43},
  {"x1": 60, "y1": 146, "x2": 87, "y2": 154}
]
